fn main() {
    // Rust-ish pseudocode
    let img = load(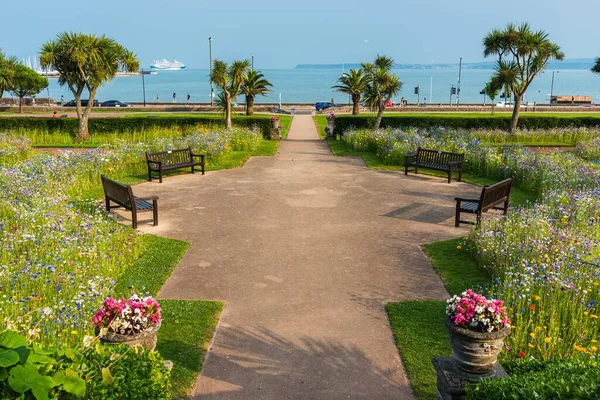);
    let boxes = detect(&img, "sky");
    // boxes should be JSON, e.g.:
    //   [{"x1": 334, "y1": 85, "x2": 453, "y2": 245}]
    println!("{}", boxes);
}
[{"x1": 2, "y1": 0, "x2": 598, "y2": 69}]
